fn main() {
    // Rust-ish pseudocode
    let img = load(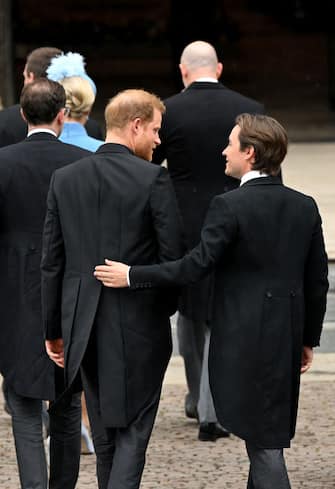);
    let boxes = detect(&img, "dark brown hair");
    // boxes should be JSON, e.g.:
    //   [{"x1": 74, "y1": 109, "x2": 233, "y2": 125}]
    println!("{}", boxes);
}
[
  {"x1": 20, "y1": 78, "x2": 66, "y2": 125},
  {"x1": 26, "y1": 47, "x2": 62, "y2": 78},
  {"x1": 236, "y1": 113, "x2": 288, "y2": 175}
]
